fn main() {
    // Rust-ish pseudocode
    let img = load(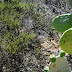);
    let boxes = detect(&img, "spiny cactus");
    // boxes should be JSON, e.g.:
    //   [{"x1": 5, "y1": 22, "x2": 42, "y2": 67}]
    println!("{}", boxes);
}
[
  {"x1": 44, "y1": 52, "x2": 70, "y2": 72},
  {"x1": 52, "y1": 14, "x2": 72, "y2": 33},
  {"x1": 49, "y1": 56, "x2": 70, "y2": 72},
  {"x1": 52, "y1": 13, "x2": 72, "y2": 54},
  {"x1": 52, "y1": 2, "x2": 72, "y2": 54},
  {"x1": 44, "y1": 1, "x2": 72, "y2": 72},
  {"x1": 60, "y1": 28, "x2": 72, "y2": 55}
]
